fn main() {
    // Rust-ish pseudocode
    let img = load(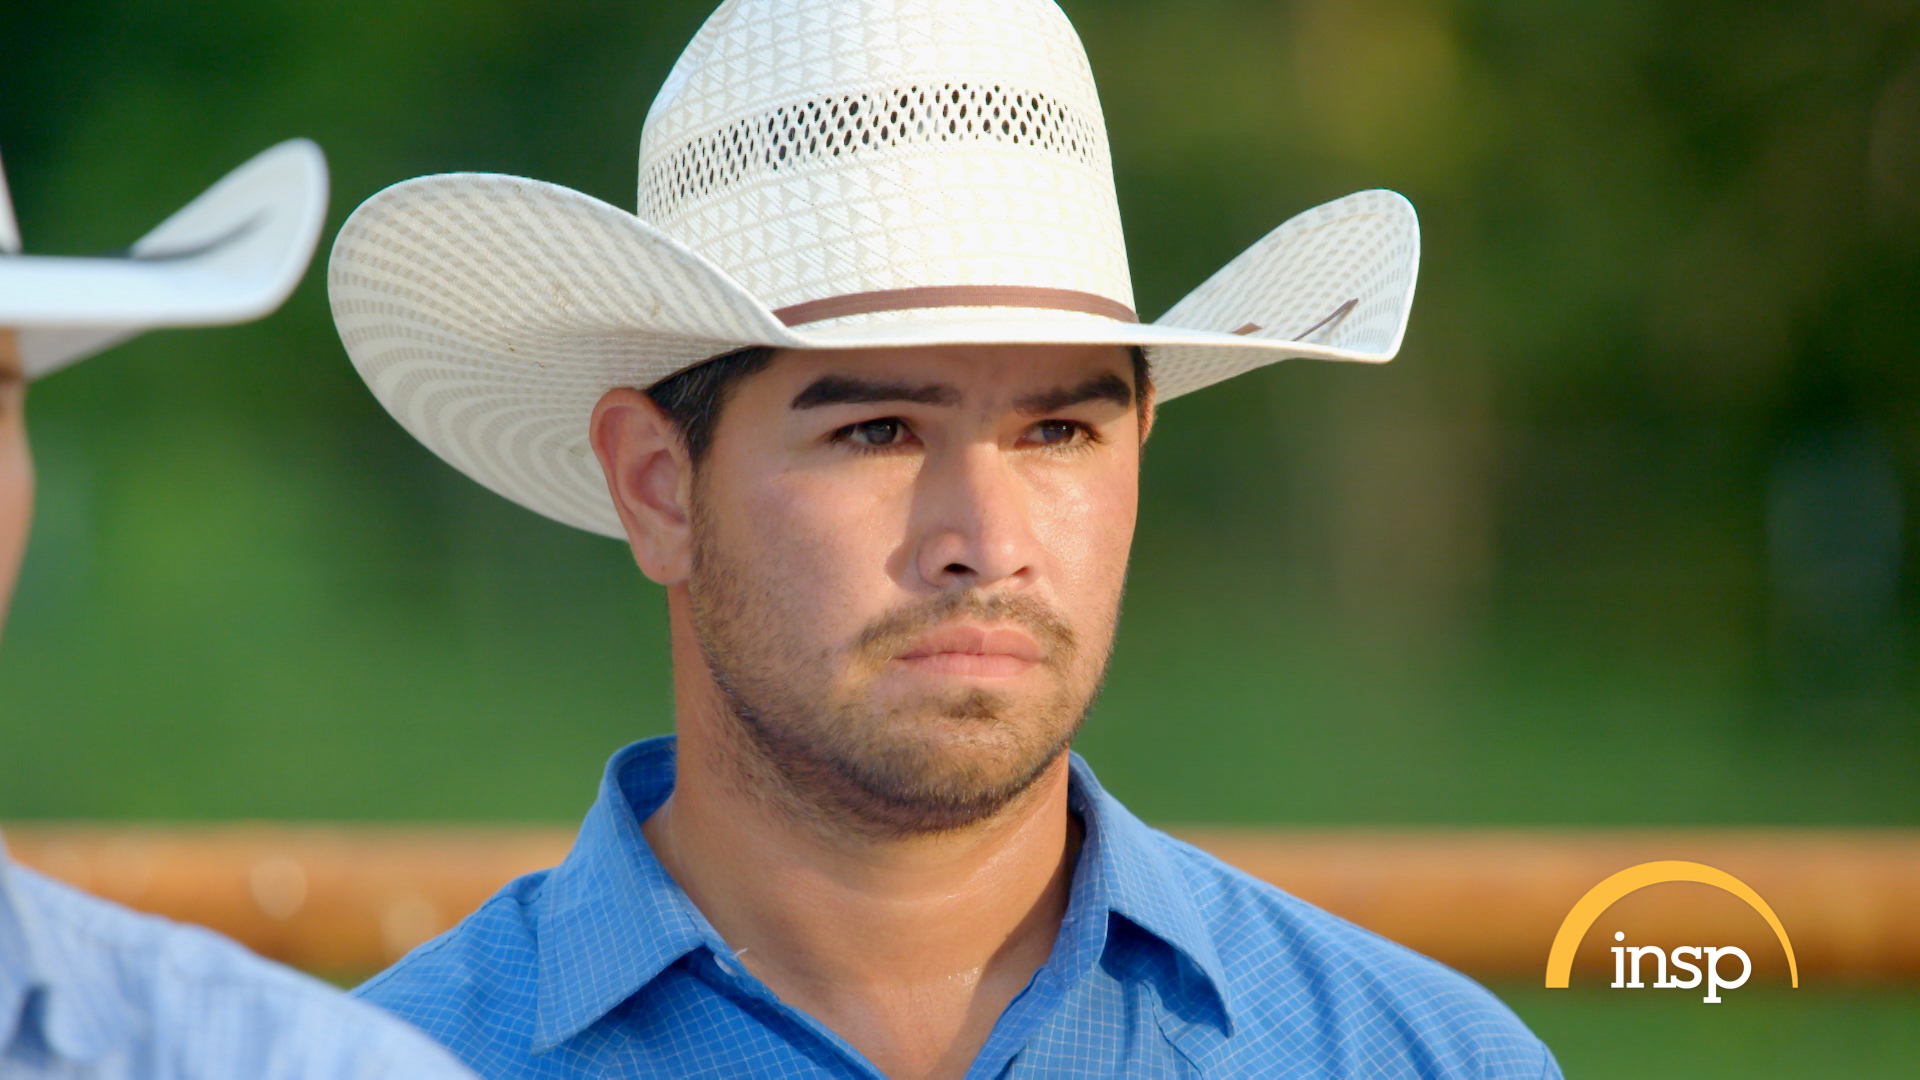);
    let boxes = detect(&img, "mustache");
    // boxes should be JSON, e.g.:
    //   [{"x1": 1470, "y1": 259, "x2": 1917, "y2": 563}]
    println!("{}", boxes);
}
[{"x1": 848, "y1": 591, "x2": 1077, "y2": 666}]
